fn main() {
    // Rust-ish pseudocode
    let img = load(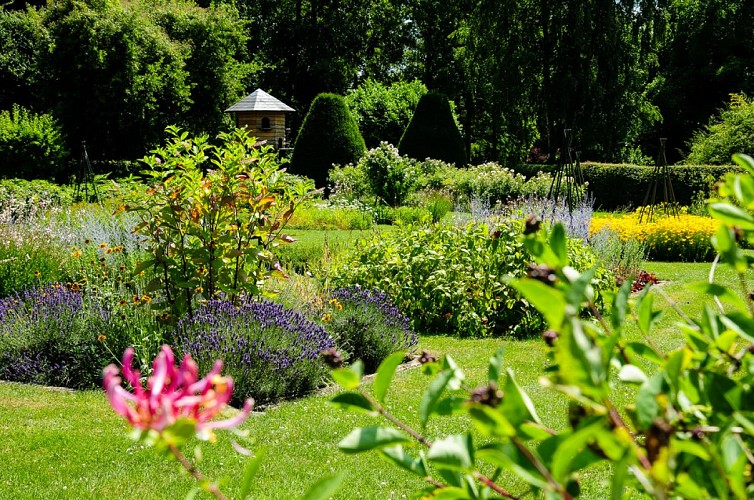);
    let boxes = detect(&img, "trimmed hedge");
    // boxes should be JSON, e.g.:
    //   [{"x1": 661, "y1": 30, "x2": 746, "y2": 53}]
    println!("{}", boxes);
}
[
  {"x1": 513, "y1": 162, "x2": 739, "y2": 210},
  {"x1": 290, "y1": 93, "x2": 366, "y2": 190},
  {"x1": 399, "y1": 92, "x2": 466, "y2": 167}
]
